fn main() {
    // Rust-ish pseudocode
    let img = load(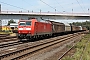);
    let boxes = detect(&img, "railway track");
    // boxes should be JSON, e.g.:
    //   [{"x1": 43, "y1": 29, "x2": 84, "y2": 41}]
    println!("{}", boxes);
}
[
  {"x1": 0, "y1": 34, "x2": 9, "y2": 37},
  {"x1": 0, "y1": 33, "x2": 79, "y2": 60},
  {"x1": 0, "y1": 41, "x2": 23, "y2": 48},
  {"x1": 26, "y1": 33, "x2": 81, "y2": 60},
  {"x1": 58, "y1": 33, "x2": 86, "y2": 60},
  {"x1": 58, "y1": 42, "x2": 76, "y2": 60},
  {"x1": 0, "y1": 33, "x2": 72, "y2": 48},
  {"x1": 0, "y1": 34, "x2": 18, "y2": 43}
]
